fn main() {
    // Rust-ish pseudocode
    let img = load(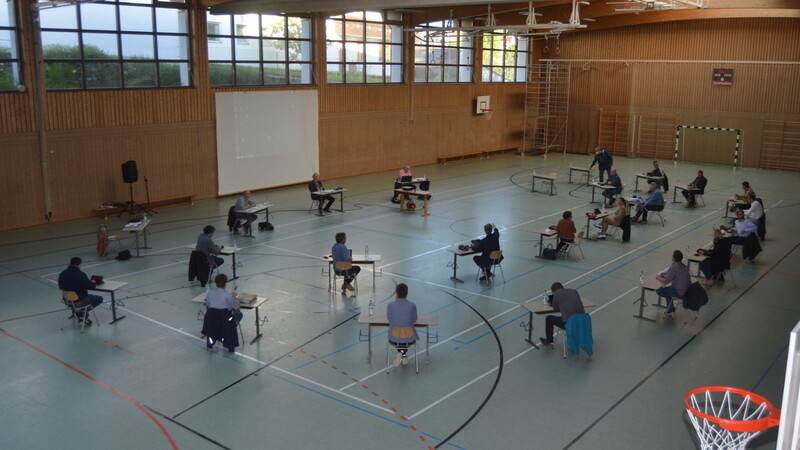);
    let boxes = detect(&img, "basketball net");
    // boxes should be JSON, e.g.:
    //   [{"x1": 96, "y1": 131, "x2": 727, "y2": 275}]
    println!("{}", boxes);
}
[
  {"x1": 482, "y1": 109, "x2": 493, "y2": 121},
  {"x1": 685, "y1": 386, "x2": 780, "y2": 450}
]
